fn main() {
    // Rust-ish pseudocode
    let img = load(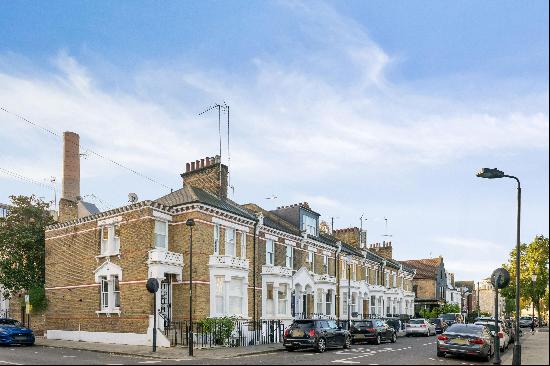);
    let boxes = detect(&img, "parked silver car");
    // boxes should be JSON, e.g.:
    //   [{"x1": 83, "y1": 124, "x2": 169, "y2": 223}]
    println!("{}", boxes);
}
[
  {"x1": 474, "y1": 321, "x2": 509, "y2": 352},
  {"x1": 405, "y1": 318, "x2": 436, "y2": 336},
  {"x1": 437, "y1": 323, "x2": 494, "y2": 361}
]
